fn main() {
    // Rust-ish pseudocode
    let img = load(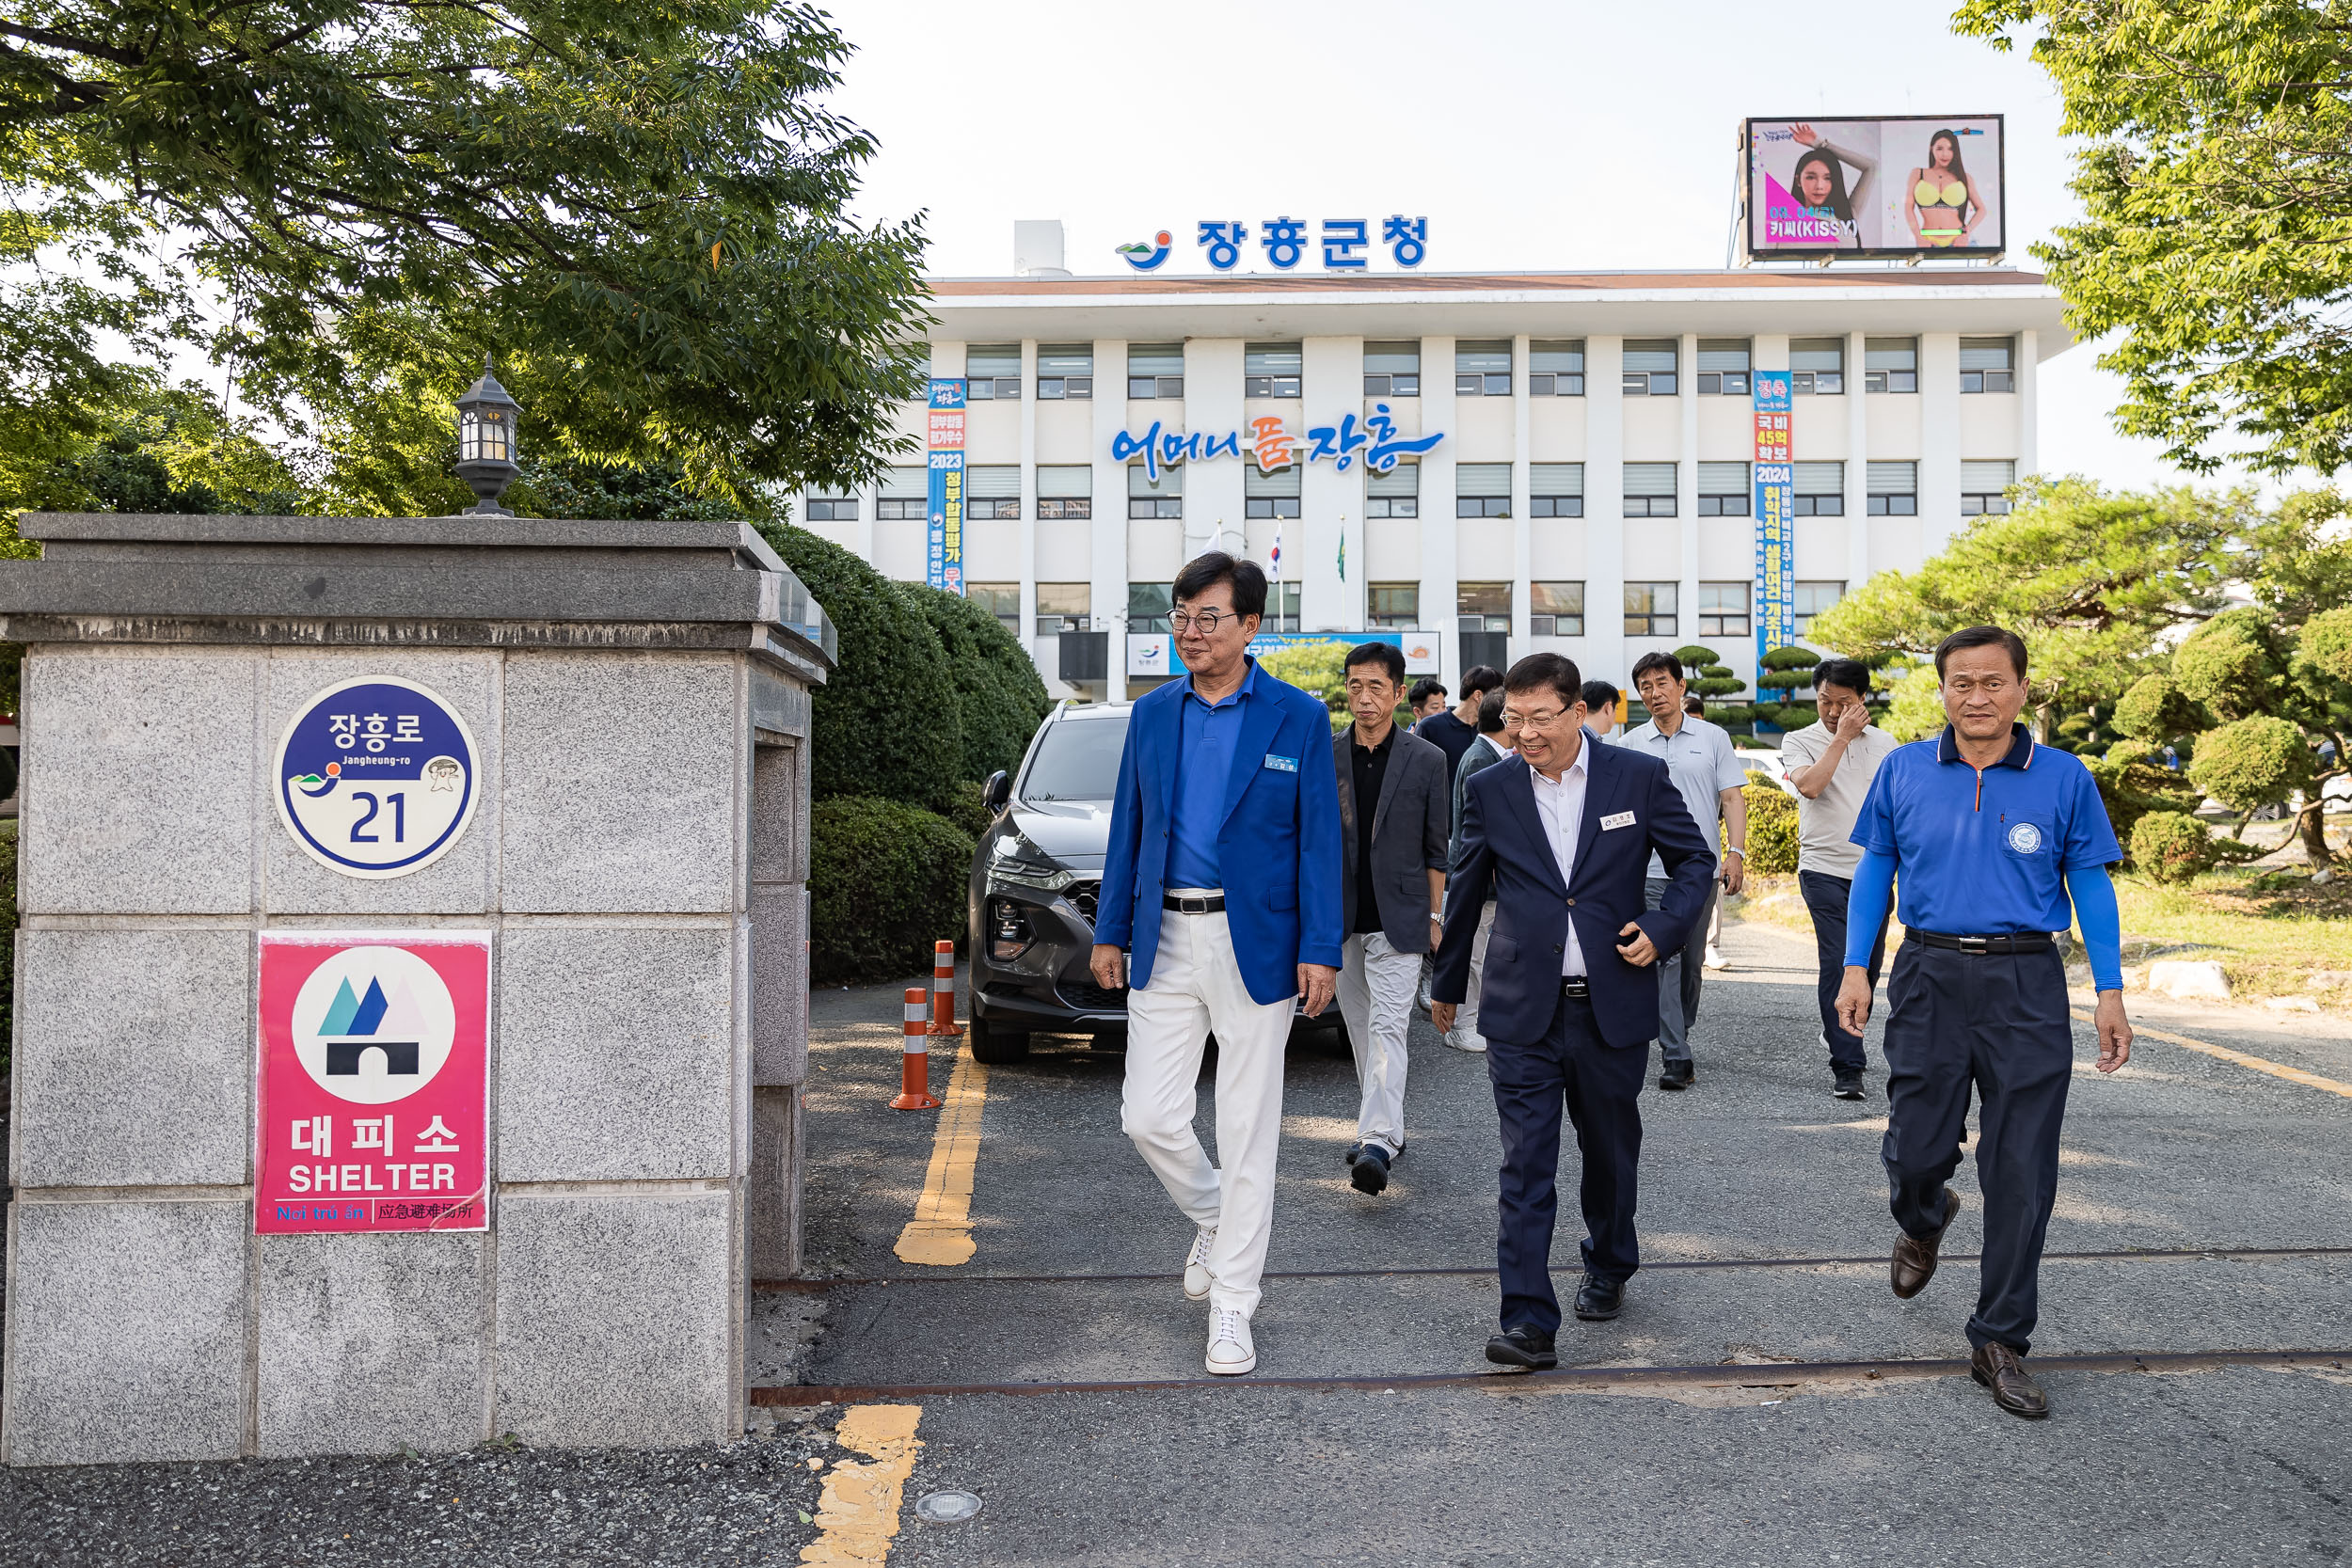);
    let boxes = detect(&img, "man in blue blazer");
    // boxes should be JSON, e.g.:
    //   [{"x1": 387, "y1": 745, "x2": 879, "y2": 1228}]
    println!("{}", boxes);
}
[
  {"x1": 1092, "y1": 552, "x2": 1343, "y2": 1377},
  {"x1": 1430, "y1": 653, "x2": 1715, "y2": 1369}
]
